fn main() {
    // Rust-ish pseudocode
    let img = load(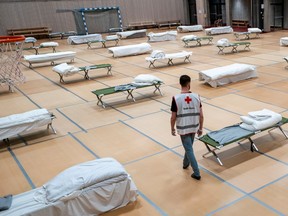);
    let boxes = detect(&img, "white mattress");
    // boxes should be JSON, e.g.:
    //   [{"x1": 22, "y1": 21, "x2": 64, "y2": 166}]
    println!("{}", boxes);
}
[
  {"x1": 148, "y1": 31, "x2": 177, "y2": 42},
  {"x1": 199, "y1": 63, "x2": 257, "y2": 87},
  {"x1": 116, "y1": 29, "x2": 147, "y2": 39},
  {"x1": 177, "y1": 25, "x2": 203, "y2": 32},
  {"x1": 205, "y1": 26, "x2": 233, "y2": 35},
  {"x1": 108, "y1": 43, "x2": 152, "y2": 57},
  {"x1": 24, "y1": 51, "x2": 76, "y2": 63},
  {"x1": 0, "y1": 158, "x2": 138, "y2": 216},
  {"x1": 0, "y1": 109, "x2": 52, "y2": 140},
  {"x1": 67, "y1": 34, "x2": 102, "y2": 45}
]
